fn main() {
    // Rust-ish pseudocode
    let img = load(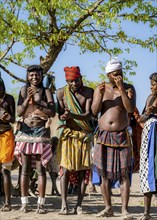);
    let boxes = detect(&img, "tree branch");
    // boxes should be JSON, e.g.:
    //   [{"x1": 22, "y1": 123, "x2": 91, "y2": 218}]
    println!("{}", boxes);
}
[
  {"x1": 67, "y1": 0, "x2": 104, "y2": 35},
  {"x1": 0, "y1": 38, "x2": 15, "y2": 61},
  {"x1": 4, "y1": 58, "x2": 27, "y2": 68},
  {"x1": 0, "y1": 64, "x2": 26, "y2": 83}
]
